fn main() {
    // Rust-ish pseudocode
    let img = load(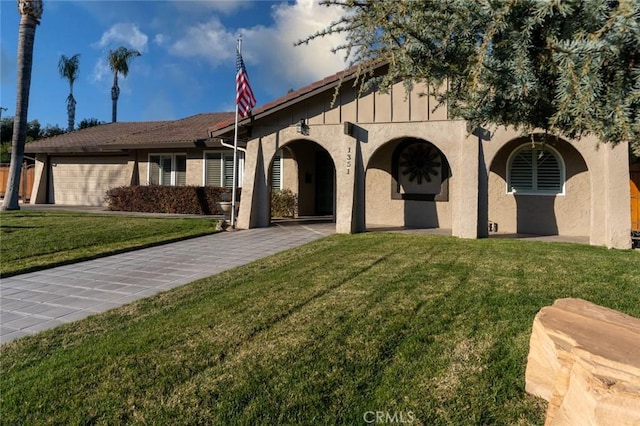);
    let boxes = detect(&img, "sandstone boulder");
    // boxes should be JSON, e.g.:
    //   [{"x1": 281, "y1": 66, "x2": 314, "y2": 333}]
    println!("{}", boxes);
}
[{"x1": 525, "y1": 298, "x2": 640, "y2": 425}]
